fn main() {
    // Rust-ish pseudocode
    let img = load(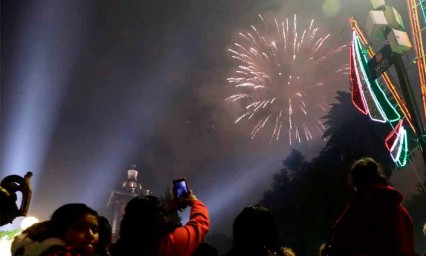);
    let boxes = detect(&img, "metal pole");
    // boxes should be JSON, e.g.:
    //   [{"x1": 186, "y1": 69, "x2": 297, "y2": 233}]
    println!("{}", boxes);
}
[{"x1": 393, "y1": 53, "x2": 426, "y2": 169}]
